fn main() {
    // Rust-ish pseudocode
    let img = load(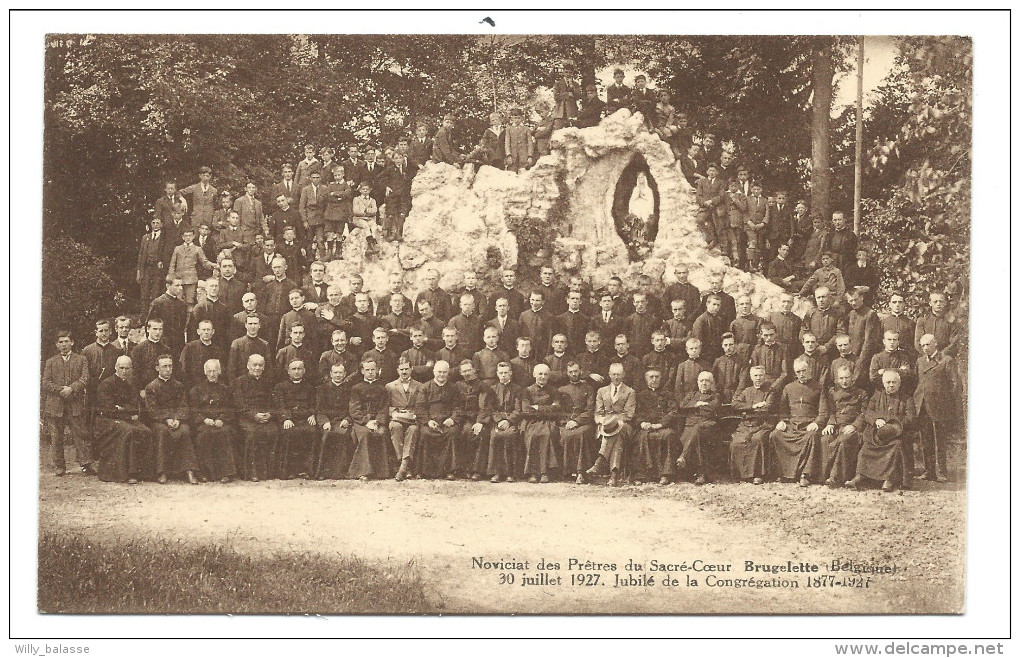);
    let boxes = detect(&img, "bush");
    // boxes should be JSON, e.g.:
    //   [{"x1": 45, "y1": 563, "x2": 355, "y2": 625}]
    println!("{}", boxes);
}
[
  {"x1": 860, "y1": 189, "x2": 970, "y2": 314},
  {"x1": 40, "y1": 234, "x2": 123, "y2": 352}
]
